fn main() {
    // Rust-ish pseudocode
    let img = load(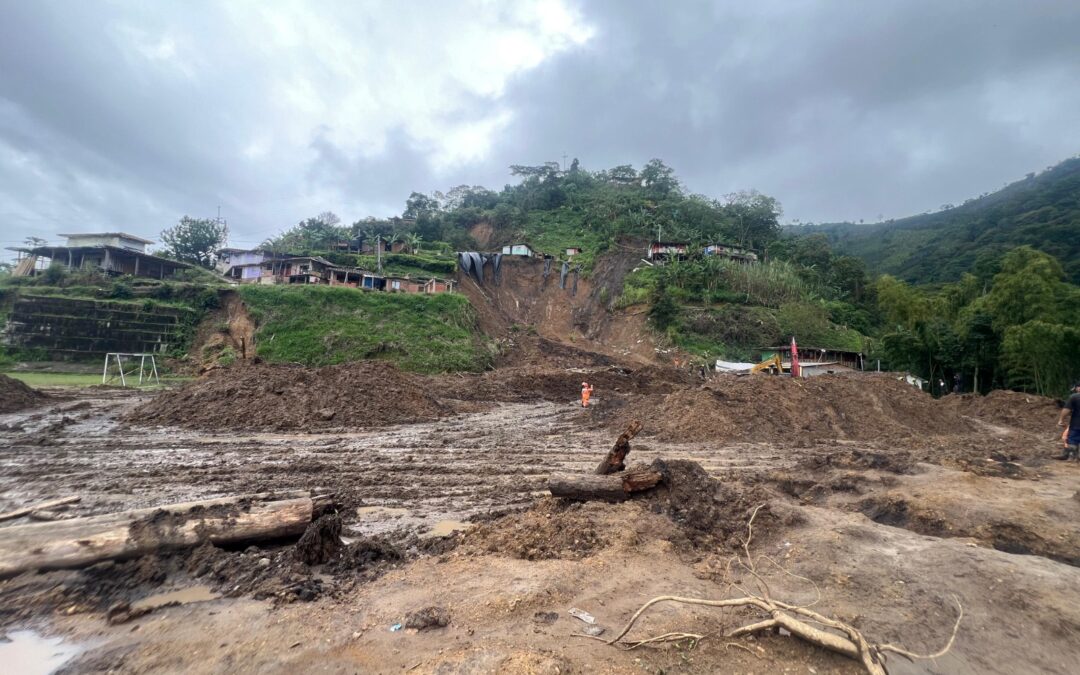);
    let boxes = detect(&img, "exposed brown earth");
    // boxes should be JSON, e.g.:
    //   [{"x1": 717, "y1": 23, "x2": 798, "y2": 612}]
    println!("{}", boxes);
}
[
  {"x1": 127, "y1": 361, "x2": 449, "y2": 431},
  {"x1": 2, "y1": 366, "x2": 1078, "y2": 674},
  {"x1": 0, "y1": 373, "x2": 48, "y2": 414}
]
